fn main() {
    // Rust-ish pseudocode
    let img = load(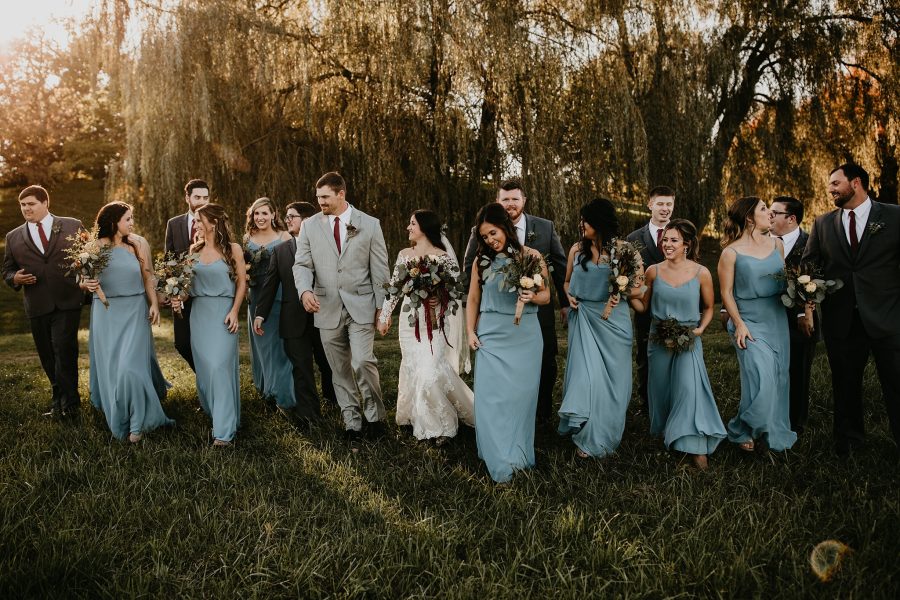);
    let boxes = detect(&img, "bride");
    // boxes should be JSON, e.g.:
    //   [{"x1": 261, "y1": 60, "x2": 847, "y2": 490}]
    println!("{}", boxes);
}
[{"x1": 377, "y1": 209, "x2": 474, "y2": 444}]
